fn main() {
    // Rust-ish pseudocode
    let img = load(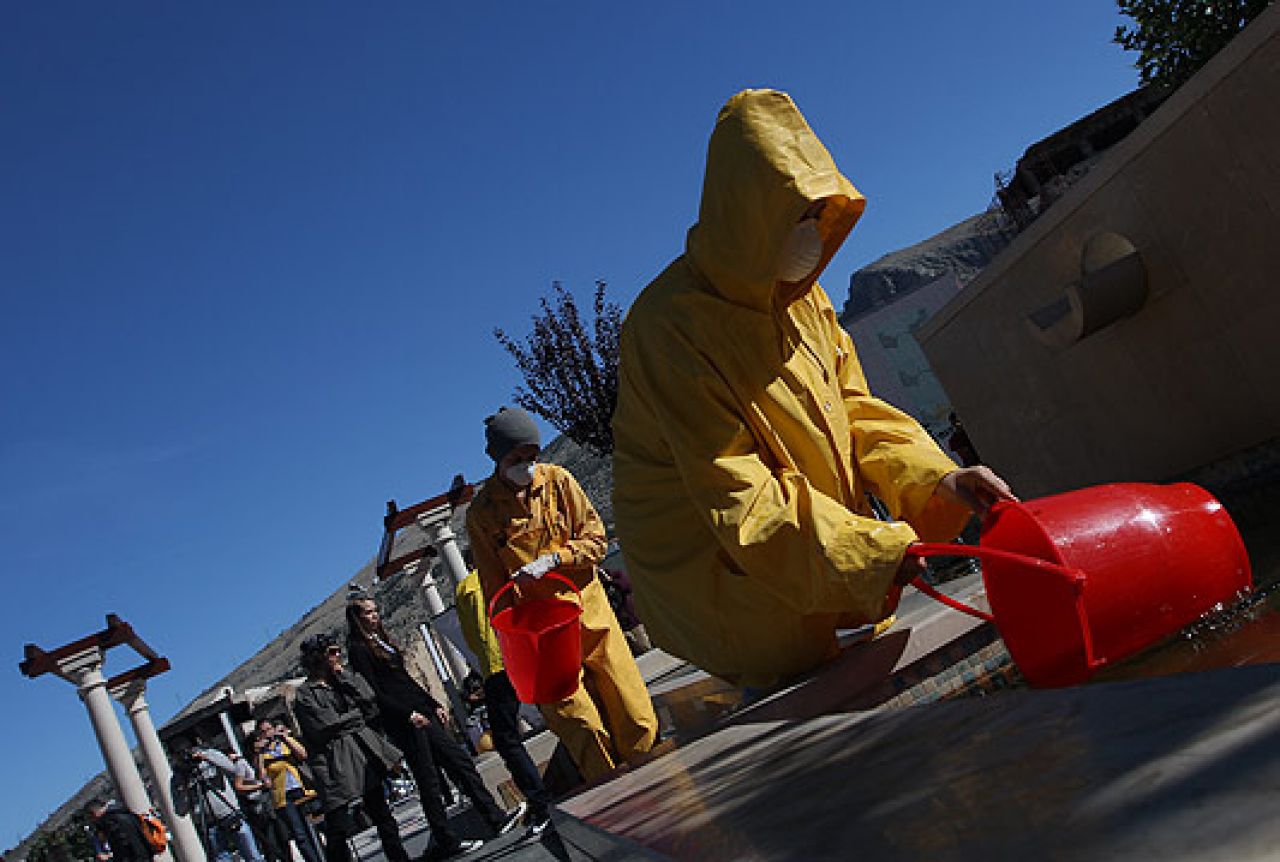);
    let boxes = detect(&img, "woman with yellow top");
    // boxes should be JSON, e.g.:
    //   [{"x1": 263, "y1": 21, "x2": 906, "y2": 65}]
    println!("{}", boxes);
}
[
  {"x1": 465, "y1": 407, "x2": 658, "y2": 783},
  {"x1": 253, "y1": 719, "x2": 321, "y2": 862}
]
